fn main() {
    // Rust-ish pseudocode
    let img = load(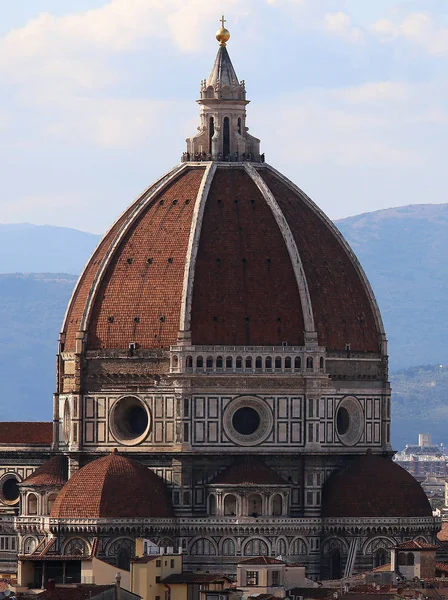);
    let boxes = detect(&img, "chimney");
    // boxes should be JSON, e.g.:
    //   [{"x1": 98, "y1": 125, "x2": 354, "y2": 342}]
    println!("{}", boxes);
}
[{"x1": 115, "y1": 572, "x2": 122, "y2": 600}]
